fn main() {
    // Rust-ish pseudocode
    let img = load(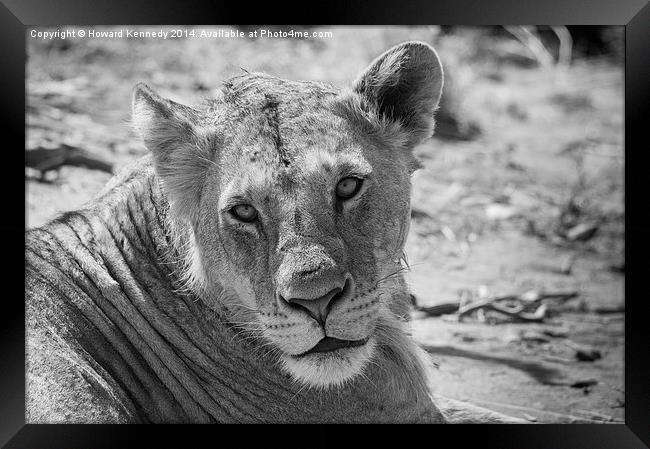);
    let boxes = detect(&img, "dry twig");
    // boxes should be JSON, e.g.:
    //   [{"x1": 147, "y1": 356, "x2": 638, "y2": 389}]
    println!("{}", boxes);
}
[
  {"x1": 26, "y1": 144, "x2": 114, "y2": 181},
  {"x1": 414, "y1": 290, "x2": 579, "y2": 324}
]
